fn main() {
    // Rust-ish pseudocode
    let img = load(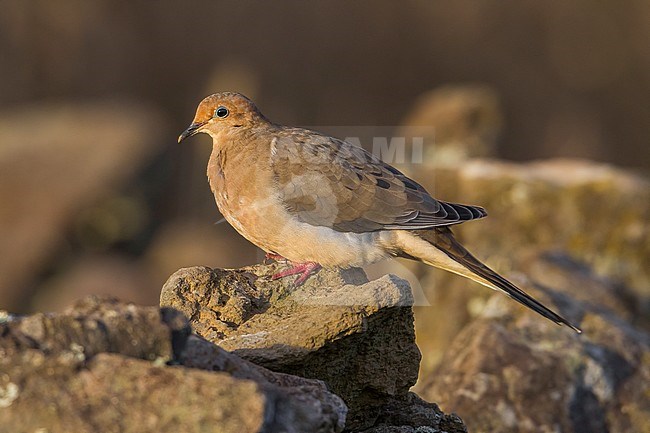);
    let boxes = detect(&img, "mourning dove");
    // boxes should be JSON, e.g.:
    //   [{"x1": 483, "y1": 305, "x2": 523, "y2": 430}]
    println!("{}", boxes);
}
[{"x1": 179, "y1": 92, "x2": 581, "y2": 333}]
